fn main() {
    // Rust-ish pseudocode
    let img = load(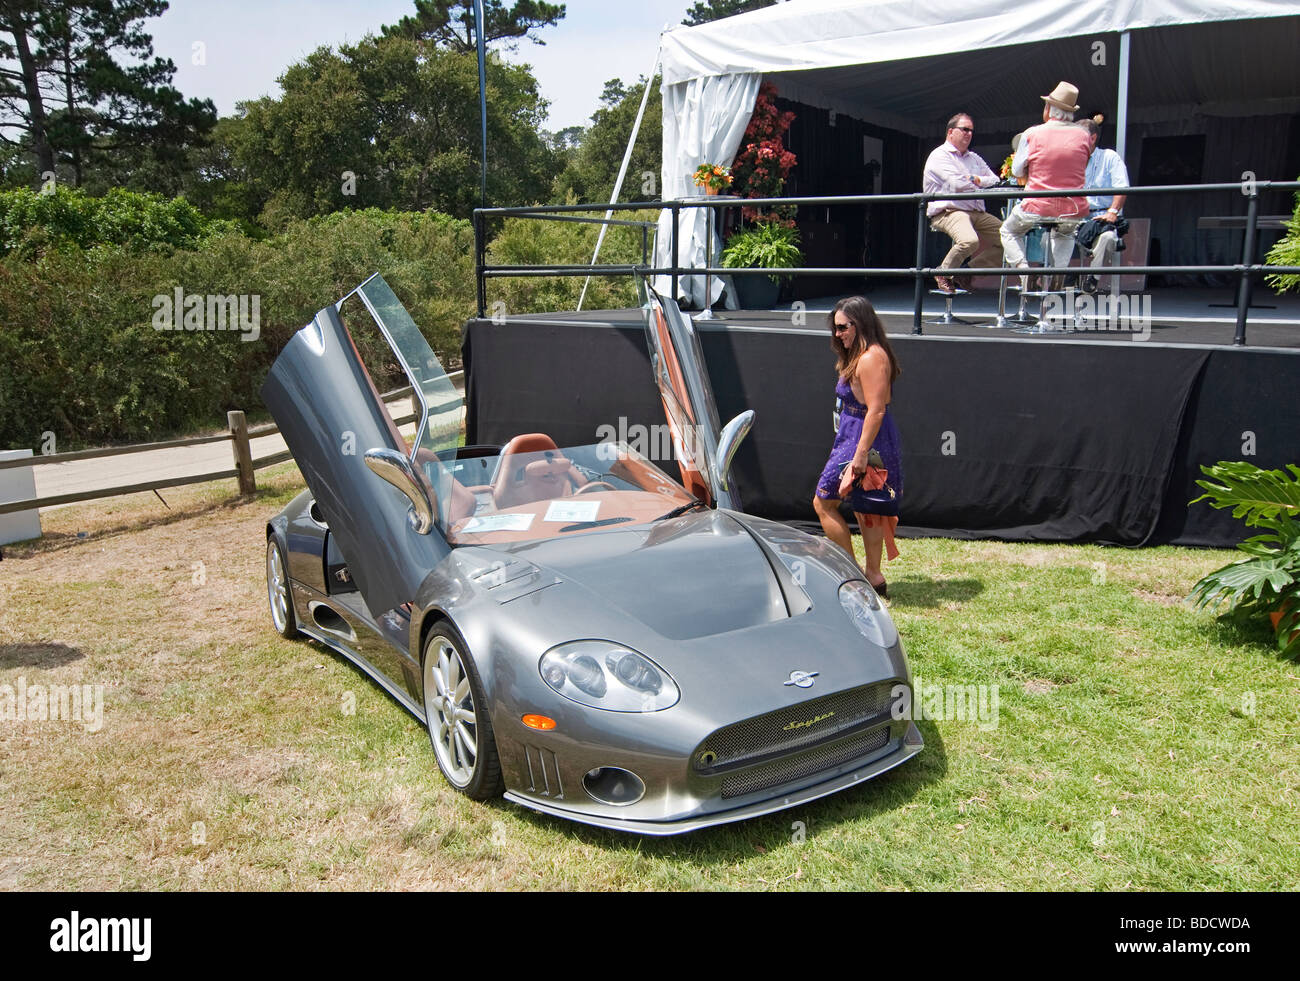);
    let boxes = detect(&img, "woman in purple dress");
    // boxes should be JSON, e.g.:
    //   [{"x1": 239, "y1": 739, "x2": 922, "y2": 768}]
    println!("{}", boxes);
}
[{"x1": 813, "y1": 296, "x2": 903, "y2": 597}]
